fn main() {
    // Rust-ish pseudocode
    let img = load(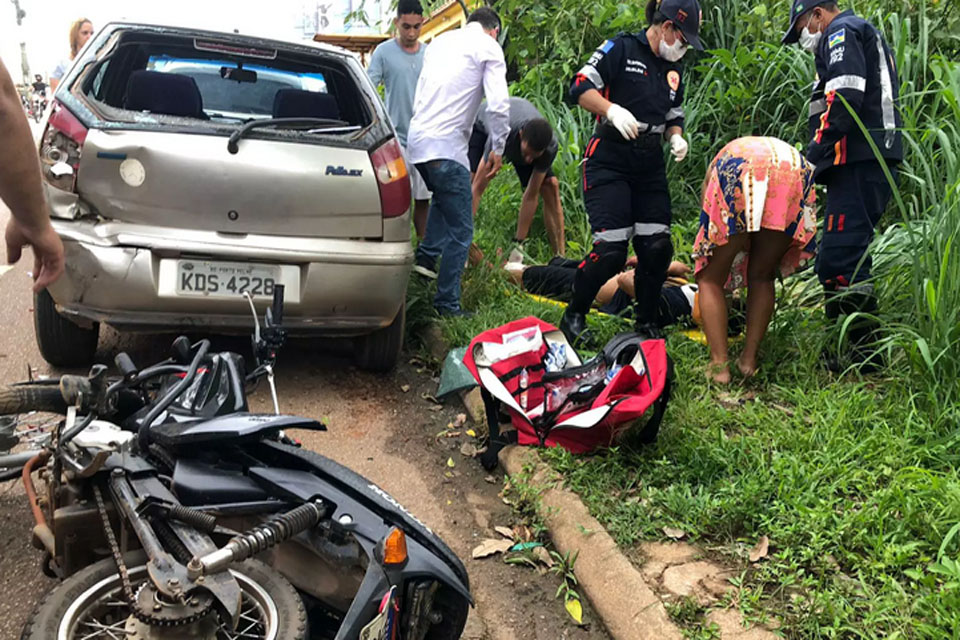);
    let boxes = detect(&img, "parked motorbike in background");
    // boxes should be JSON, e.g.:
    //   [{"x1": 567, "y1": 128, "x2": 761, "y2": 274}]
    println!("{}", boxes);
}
[{"x1": 0, "y1": 286, "x2": 470, "y2": 639}]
